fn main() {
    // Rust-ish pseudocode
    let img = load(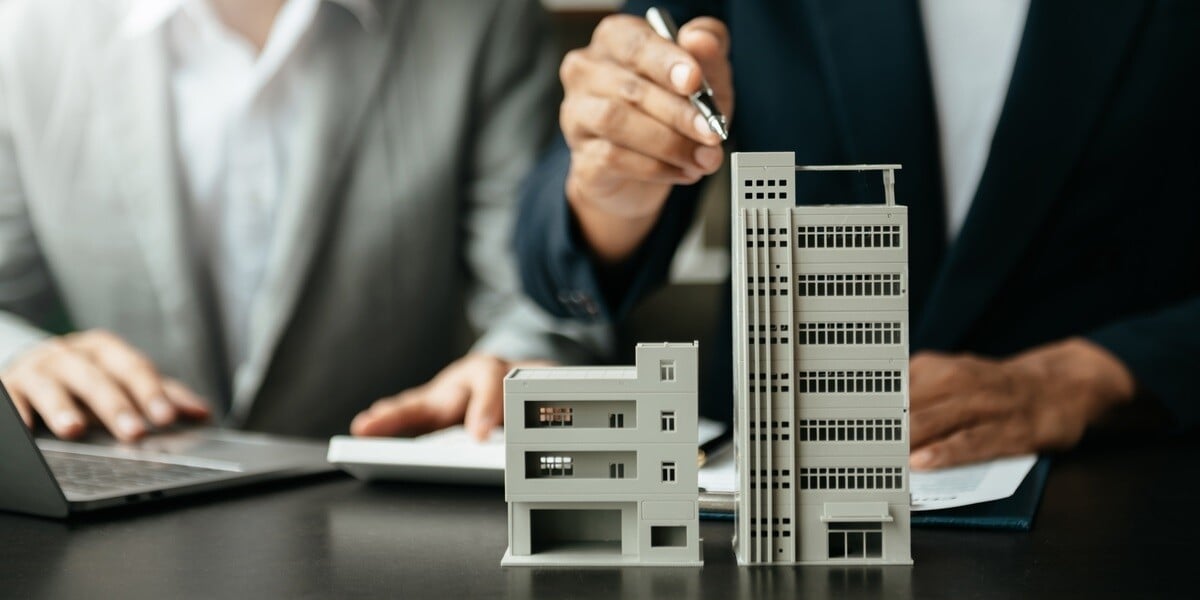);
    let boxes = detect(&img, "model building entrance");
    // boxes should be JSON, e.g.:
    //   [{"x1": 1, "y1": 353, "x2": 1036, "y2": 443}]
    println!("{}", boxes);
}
[{"x1": 530, "y1": 509, "x2": 622, "y2": 555}]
